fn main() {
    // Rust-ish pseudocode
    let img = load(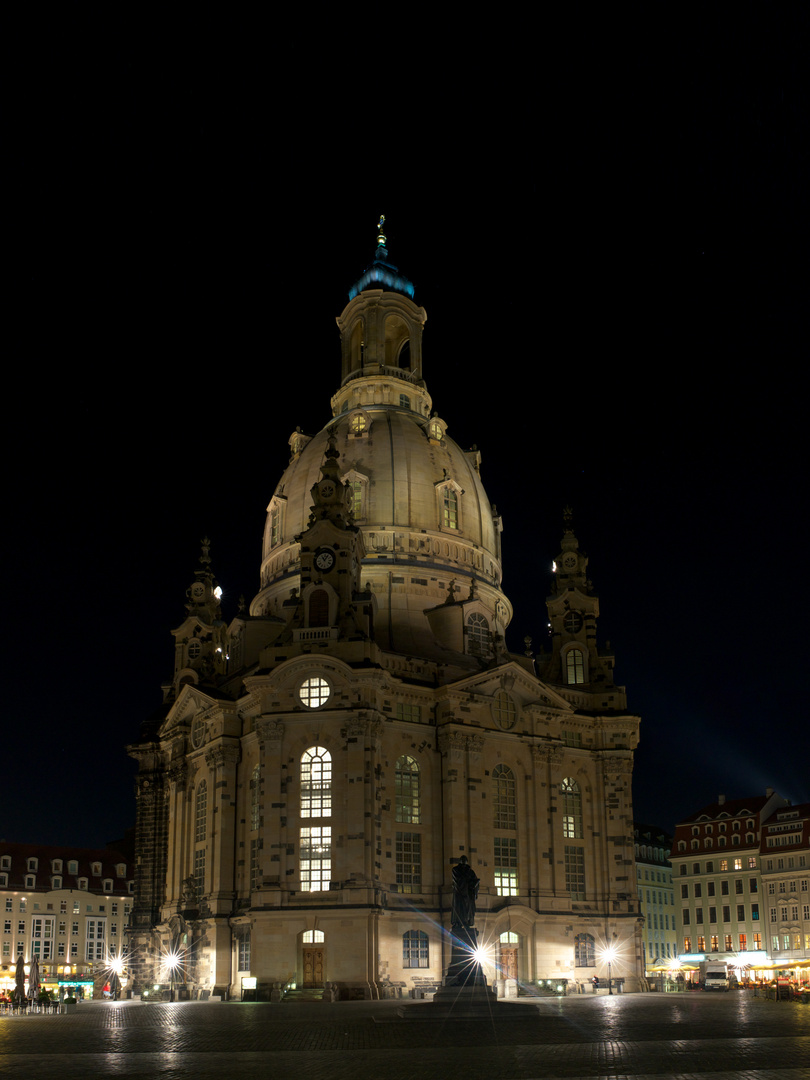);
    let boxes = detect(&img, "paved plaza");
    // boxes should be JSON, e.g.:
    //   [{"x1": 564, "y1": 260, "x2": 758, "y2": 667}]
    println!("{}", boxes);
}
[{"x1": 0, "y1": 991, "x2": 808, "y2": 1079}]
